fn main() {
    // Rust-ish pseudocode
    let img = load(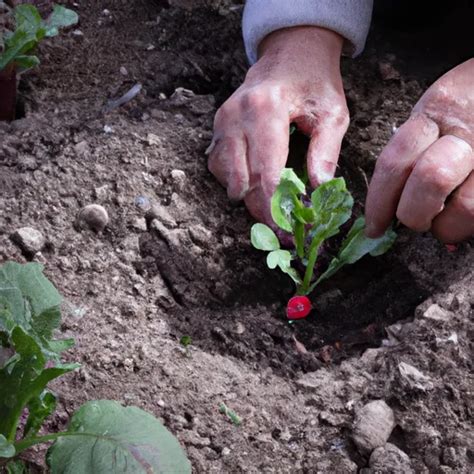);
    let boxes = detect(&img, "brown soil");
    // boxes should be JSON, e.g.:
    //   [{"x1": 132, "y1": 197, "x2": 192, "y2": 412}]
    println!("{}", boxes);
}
[{"x1": 0, "y1": 1, "x2": 473, "y2": 472}]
